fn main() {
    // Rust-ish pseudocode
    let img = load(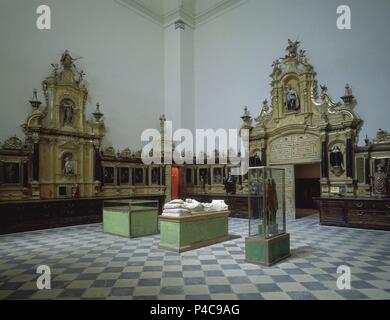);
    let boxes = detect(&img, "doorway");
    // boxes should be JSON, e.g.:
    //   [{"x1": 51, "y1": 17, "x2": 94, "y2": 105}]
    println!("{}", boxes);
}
[
  {"x1": 171, "y1": 167, "x2": 179, "y2": 200},
  {"x1": 294, "y1": 163, "x2": 320, "y2": 218},
  {"x1": 171, "y1": 166, "x2": 187, "y2": 200}
]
